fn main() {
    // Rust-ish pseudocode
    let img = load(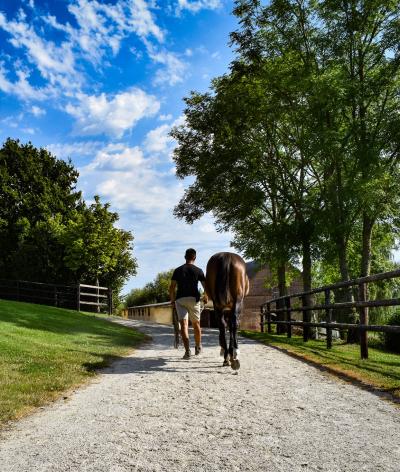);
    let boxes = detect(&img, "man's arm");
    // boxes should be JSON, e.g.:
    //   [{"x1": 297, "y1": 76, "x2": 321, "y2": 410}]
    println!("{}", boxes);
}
[
  {"x1": 169, "y1": 280, "x2": 177, "y2": 304},
  {"x1": 200, "y1": 281, "x2": 208, "y2": 304}
]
